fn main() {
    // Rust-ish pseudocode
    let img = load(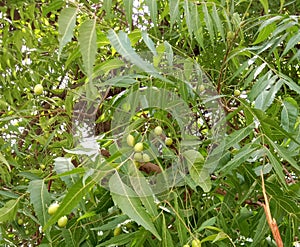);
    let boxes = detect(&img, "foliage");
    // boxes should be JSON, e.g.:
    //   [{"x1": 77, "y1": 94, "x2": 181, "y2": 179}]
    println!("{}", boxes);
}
[{"x1": 0, "y1": 0, "x2": 300, "y2": 246}]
